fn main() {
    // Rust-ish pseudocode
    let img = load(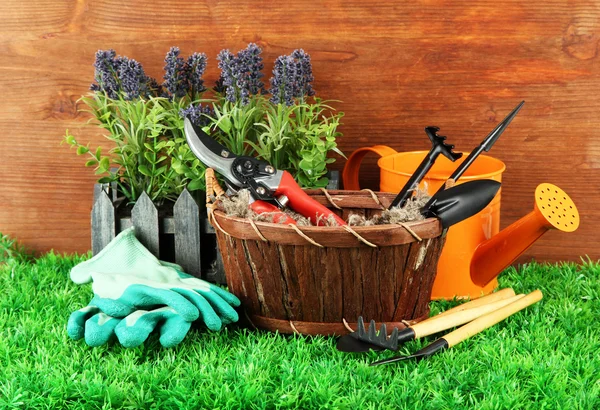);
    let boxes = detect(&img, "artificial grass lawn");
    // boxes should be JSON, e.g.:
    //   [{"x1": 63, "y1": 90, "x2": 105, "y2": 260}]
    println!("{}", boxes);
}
[{"x1": 1, "y1": 252, "x2": 599, "y2": 409}]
